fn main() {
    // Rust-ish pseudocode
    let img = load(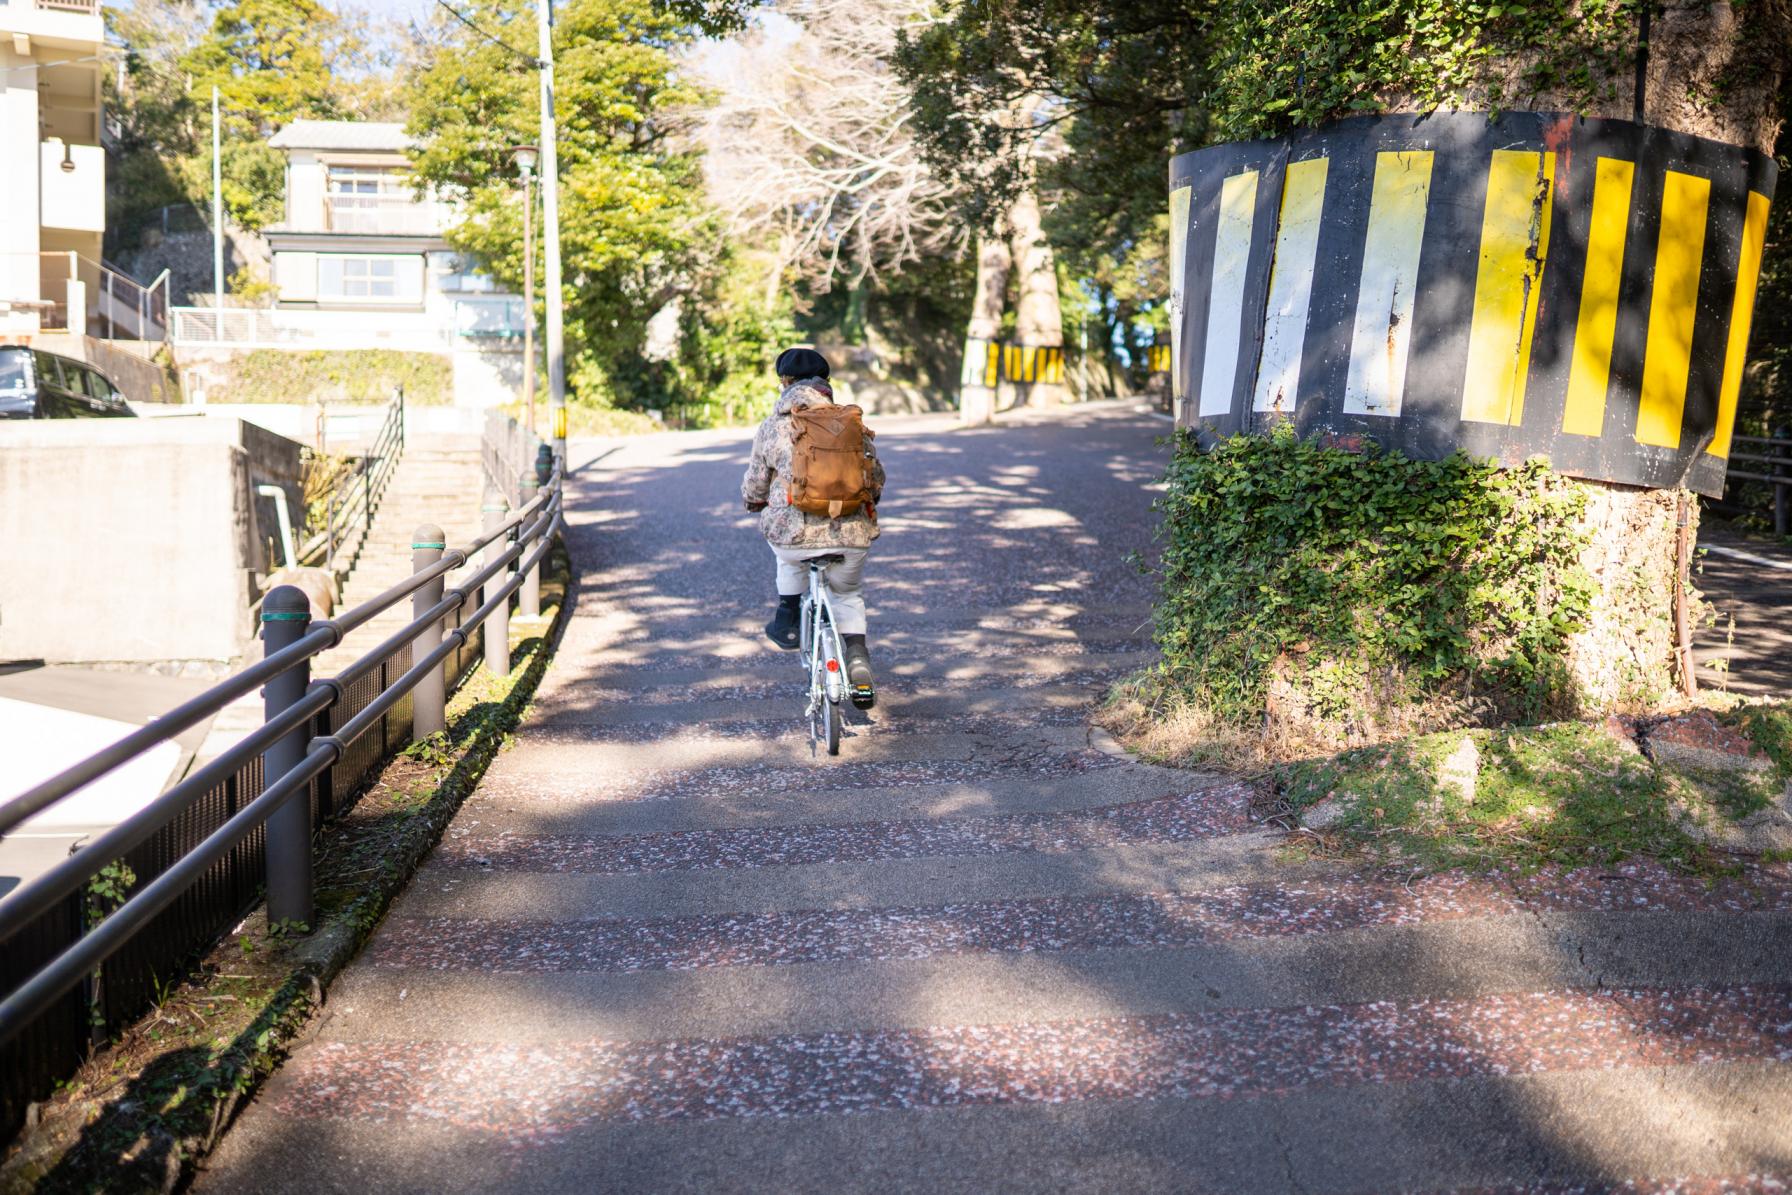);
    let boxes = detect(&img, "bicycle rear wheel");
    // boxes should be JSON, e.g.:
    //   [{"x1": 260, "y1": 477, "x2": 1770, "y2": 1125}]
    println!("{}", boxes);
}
[{"x1": 825, "y1": 696, "x2": 842, "y2": 755}]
